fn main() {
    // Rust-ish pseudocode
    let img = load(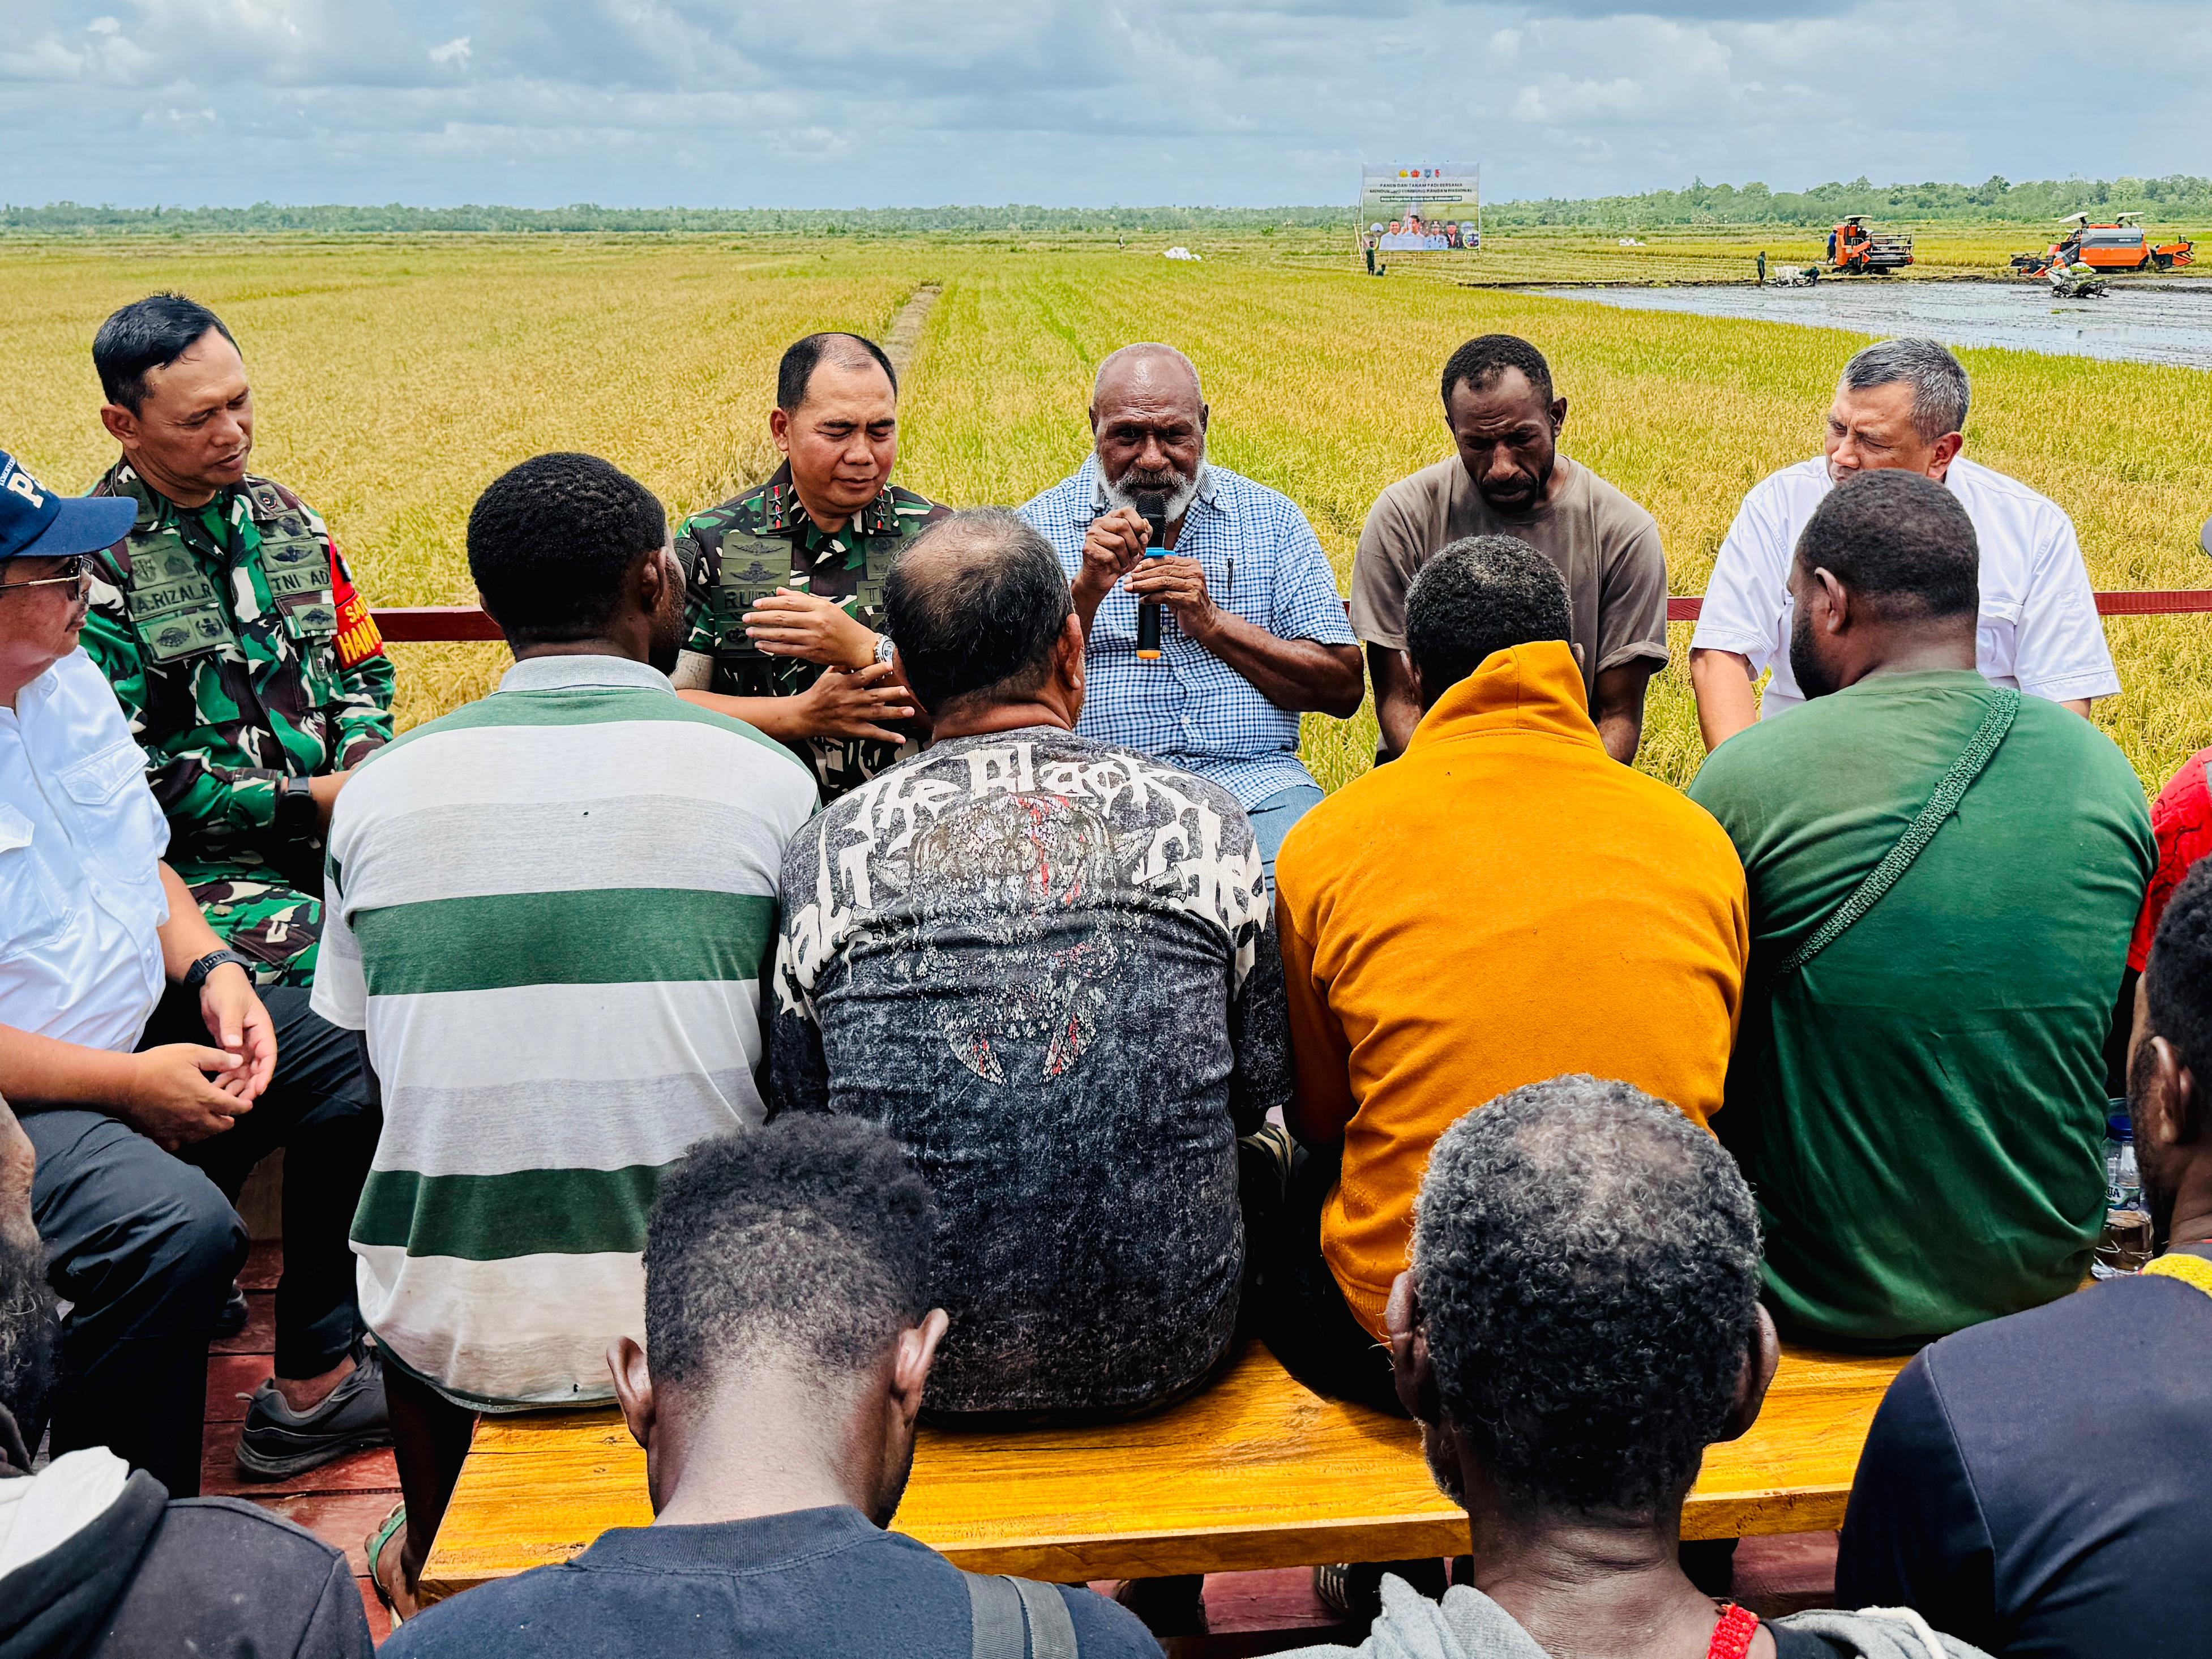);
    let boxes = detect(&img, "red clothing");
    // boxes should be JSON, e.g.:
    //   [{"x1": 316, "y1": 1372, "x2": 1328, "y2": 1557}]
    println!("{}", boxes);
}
[{"x1": 2131, "y1": 747, "x2": 2212, "y2": 972}]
